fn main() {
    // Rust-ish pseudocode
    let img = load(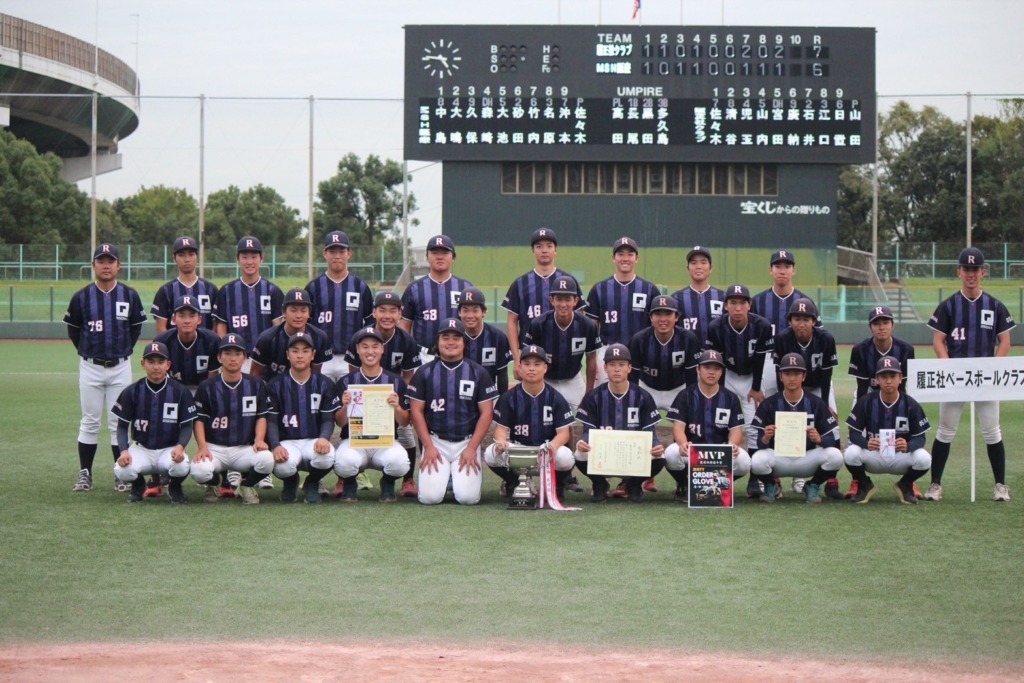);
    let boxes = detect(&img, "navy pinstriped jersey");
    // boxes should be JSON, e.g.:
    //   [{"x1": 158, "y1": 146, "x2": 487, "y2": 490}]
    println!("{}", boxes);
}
[
  {"x1": 847, "y1": 391, "x2": 930, "y2": 442},
  {"x1": 522, "y1": 311, "x2": 601, "y2": 381},
  {"x1": 628, "y1": 326, "x2": 701, "y2": 390},
  {"x1": 194, "y1": 375, "x2": 271, "y2": 447},
  {"x1": 213, "y1": 277, "x2": 284, "y2": 348},
  {"x1": 502, "y1": 268, "x2": 585, "y2": 323},
  {"x1": 64, "y1": 282, "x2": 147, "y2": 360},
  {"x1": 669, "y1": 285, "x2": 725, "y2": 341},
  {"x1": 465, "y1": 323, "x2": 513, "y2": 383},
  {"x1": 584, "y1": 275, "x2": 660, "y2": 345},
  {"x1": 112, "y1": 377, "x2": 197, "y2": 450},
  {"x1": 493, "y1": 383, "x2": 574, "y2": 447},
  {"x1": 250, "y1": 324, "x2": 333, "y2": 381},
  {"x1": 154, "y1": 327, "x2": 223, "y2": 388},
  {"x1": 401, "y1": 274, "x2": 474, "y2": 347},
  {"x1": 752, "y1": 391, "x2": 840, "y2": 450},
  {"x1": 407, "y1": 358, "x2": 498, "y2": 441},
  {"x1": 576, "y1": 383, "x2": 661, "y2": 441},
  {"x1": 266, "y1": 371, "x2": 339, "y2": 442},
  {"x1": 928, "y1": 291, "x2": 1015, "y2": 358},
  {"x1": 848, "y1": 337, "x2": 916, "y2": 392},
  {"x1": 666, "y1": 385, "x2": 745, "y2": 444},
  {"x1": 750, "y1": 287, "x2": 813, "y2": 336},
  {"x1": 772, "y1": 327, "x2": 838, "y2": 391},
  {"x1": 344, "y1": 327, "x2": 422, "y2": 375},
  {"x1": 304, "y1": 272, "x2": 374, "y2": 353},
  {"x1": 151, "y1": 277, "x2": 219, "y2": 330},
  {"x1": 704, "y1": 313, "x2": 775, "y2": 376}
]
